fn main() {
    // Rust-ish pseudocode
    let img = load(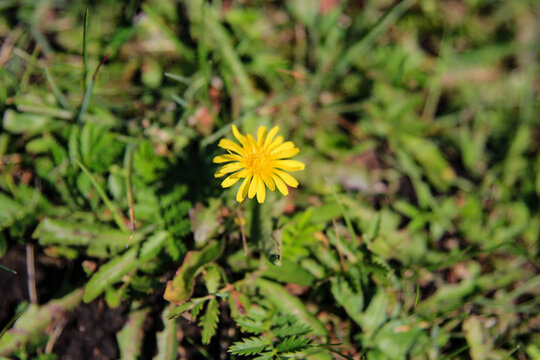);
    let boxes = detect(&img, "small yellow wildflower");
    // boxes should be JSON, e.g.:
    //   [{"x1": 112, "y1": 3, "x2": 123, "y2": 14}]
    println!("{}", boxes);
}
[{"x1": 214, "y1": 125, "x2": 305, "y2": 203}]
